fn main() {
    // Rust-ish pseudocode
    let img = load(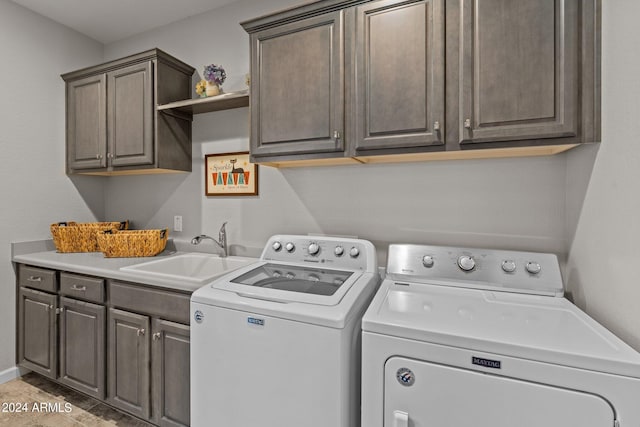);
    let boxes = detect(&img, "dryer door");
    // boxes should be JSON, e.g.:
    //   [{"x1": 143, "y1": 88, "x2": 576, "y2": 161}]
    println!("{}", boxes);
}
[{"x1": 384, "y1": 357, "x2": 615, "y2": 427}]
